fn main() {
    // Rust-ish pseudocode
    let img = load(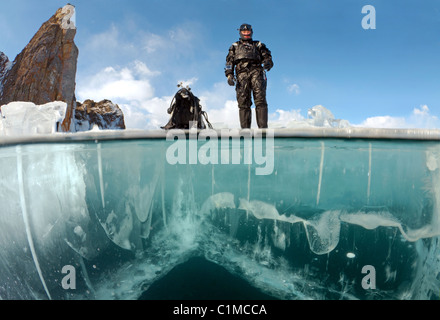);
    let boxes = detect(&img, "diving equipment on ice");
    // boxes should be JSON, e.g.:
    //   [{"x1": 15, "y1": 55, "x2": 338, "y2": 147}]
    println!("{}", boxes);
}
[{"x1": 161, "y1": 83, "x2": 212, "y2": 130}]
